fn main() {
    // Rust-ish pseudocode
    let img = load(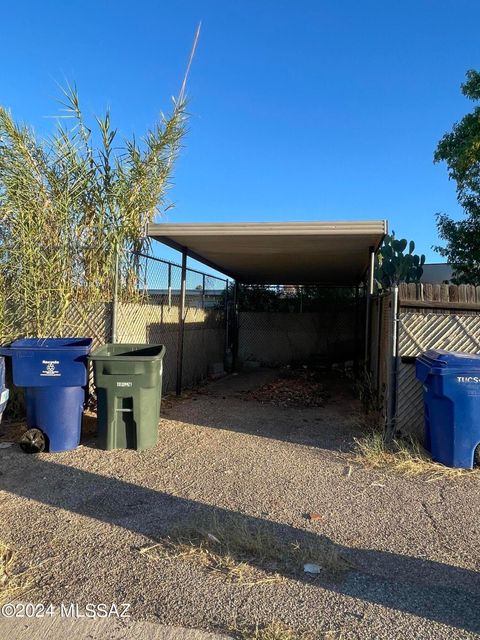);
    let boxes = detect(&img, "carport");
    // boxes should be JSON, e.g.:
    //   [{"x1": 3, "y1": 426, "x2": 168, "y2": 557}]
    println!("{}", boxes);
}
[{"x1": 147, "y1": 220, "x2": 387, "y2": 393}]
